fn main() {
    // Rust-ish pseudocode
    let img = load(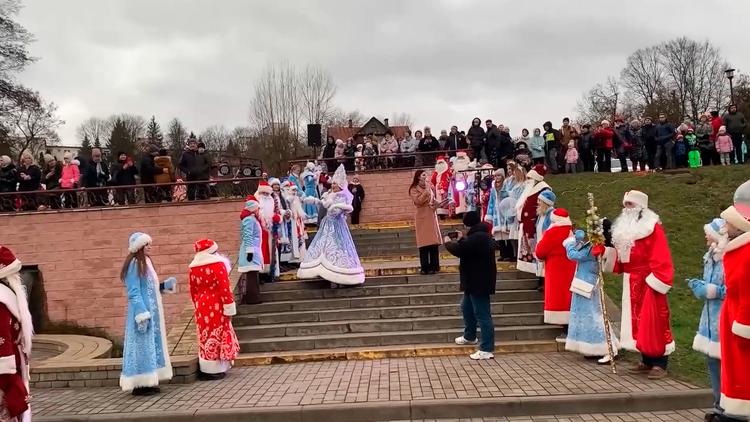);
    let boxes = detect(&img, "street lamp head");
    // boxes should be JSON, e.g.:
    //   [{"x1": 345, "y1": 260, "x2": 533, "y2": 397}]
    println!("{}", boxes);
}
[{"x1": 725, "y1": 68, "x2": 736, "y2": 80}]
